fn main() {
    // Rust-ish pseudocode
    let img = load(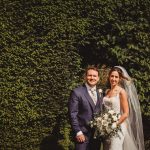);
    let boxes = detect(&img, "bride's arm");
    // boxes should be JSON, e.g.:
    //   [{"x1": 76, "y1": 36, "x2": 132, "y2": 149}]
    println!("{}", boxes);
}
[{"x1": 117, "y1": 89, "x2": 129, "y2": 125}]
